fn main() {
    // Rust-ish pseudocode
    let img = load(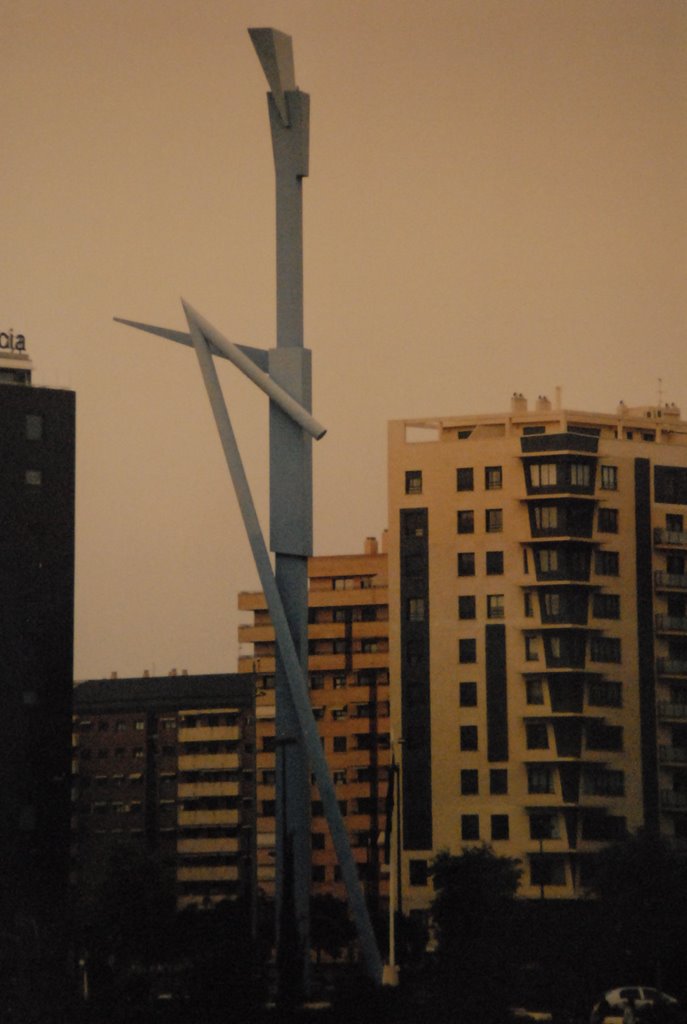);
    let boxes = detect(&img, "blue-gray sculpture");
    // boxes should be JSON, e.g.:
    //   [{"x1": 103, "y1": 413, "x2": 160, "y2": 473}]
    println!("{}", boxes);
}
[{"x1": 115, "y1": 27, "x2": 382, "y2": 998}]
